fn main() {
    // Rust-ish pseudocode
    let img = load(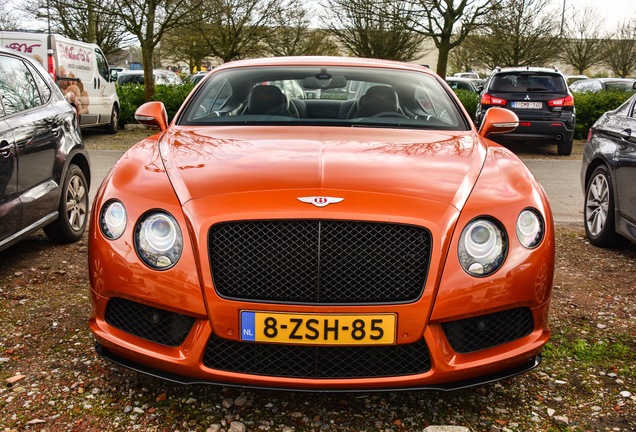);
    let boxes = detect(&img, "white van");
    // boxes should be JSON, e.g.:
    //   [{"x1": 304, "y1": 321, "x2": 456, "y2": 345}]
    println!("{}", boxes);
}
[{"x1": 0, "y1": 31, "x2": 120, "y2": 133}]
